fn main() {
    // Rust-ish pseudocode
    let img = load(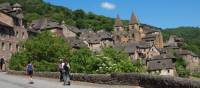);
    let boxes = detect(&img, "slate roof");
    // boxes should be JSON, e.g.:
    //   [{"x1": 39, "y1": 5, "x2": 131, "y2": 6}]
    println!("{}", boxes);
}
[
  {"x1": 97, "y1": 30, "x2": 112, "y2": 40},
  {"x1": 114, "y1": 15, "x2": 123, "y2": 27},
  {"x1": 129, "y1": 12, "x2": 138, "y2": 25},
  {"x1": 80, "y1": 29, "x2": 93, "y2": 33},
  {"x1": 136, "y1": 41, "x2": 151, "y2": 49},
  {"x1": 148, "y1": 59, "x2": 174, "y2": 71},
  {"x1": 65, "y1": 25, "x2": 81, "y2": 34},
  {"x1": 148, "y1": 53, "x2": 175, "y2": 61},
  {"x1": 30, "y1": 18, "x2": 61, "y2": 32},
  {"x1": 142, "y1": 26, "x2": 160, "y2": 34},
  {"x1": 113, "y1": 42, "x2": 125, "y2": 50},
  {"x1": 158, "y1": 48, "x2": 169, "y2": 54},
  {"x1": 86, "y1": 35, "x2": 101, "y2": 44},
  {"x1": 66, "y1": 37, "x2": 87, "y2": 49},
  {"x1": 143, "y1": 34, "x2": 157, "y2": 41},
  {"x1": 0, "y1": 2, "x2": 12, "y2": 11},
  {"x1": 177, "y1": 49, "x2": 198, "y2": 57},
  {"x1": 124, "y1": 42, "x2": 138, "y2": 53},
  {"x1": 123, "y1": 41, "x2": 150, "y2": 53}
]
